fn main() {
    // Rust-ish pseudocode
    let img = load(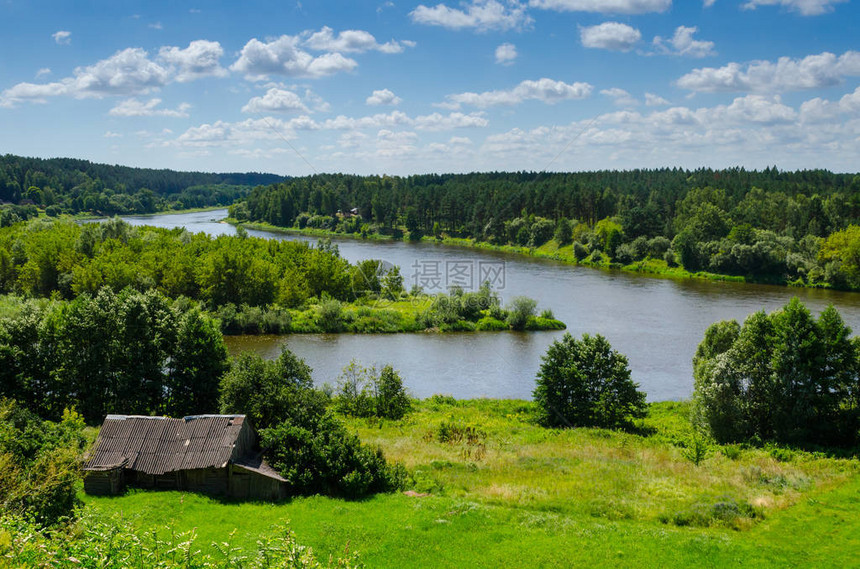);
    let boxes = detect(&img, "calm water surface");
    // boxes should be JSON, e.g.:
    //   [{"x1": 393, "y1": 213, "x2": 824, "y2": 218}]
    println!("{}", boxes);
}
[{"x1": 118, "y1": 209, "x2": 860, "y2": 401}]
